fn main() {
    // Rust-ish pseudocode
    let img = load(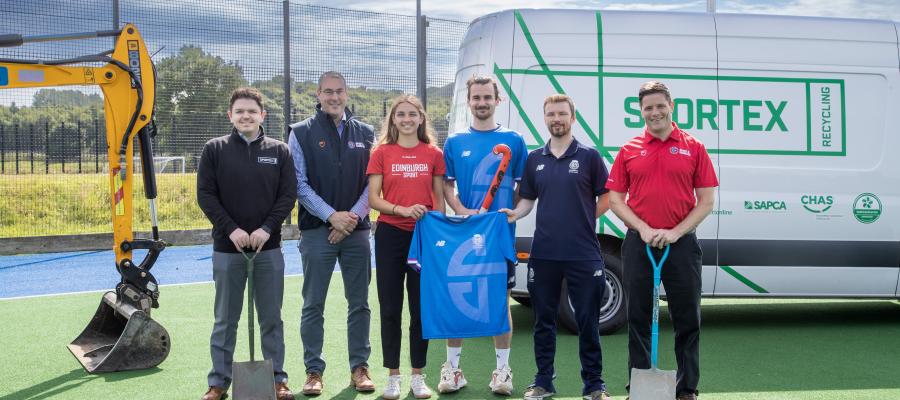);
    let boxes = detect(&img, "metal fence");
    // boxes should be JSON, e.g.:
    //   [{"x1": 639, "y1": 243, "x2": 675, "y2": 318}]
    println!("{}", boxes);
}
[{"x1": 0, "y1": 0, "x2": 468, "y2": 239}]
